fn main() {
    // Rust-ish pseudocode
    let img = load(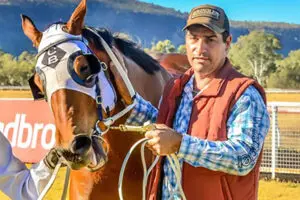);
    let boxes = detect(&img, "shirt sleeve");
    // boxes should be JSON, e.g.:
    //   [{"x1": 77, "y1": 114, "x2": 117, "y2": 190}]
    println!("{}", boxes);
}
[
  {"x1": 0, "y1": 132, "x2": 53, "y2": 199},
  {"x1": 177, "y1": 85, "x2": 270, "y2": 176},
  {"x1": 125, "y1": 93, "x2": 158, "y2": 125}
]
